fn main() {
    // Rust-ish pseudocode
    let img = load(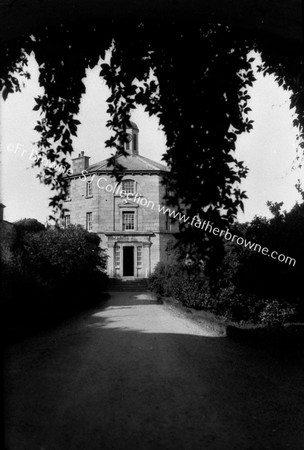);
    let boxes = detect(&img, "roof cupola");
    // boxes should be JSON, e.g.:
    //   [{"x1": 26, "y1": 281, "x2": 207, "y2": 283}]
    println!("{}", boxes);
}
[{"x1": 125, "y1": 121, "x2": 139, "y2": 156}]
